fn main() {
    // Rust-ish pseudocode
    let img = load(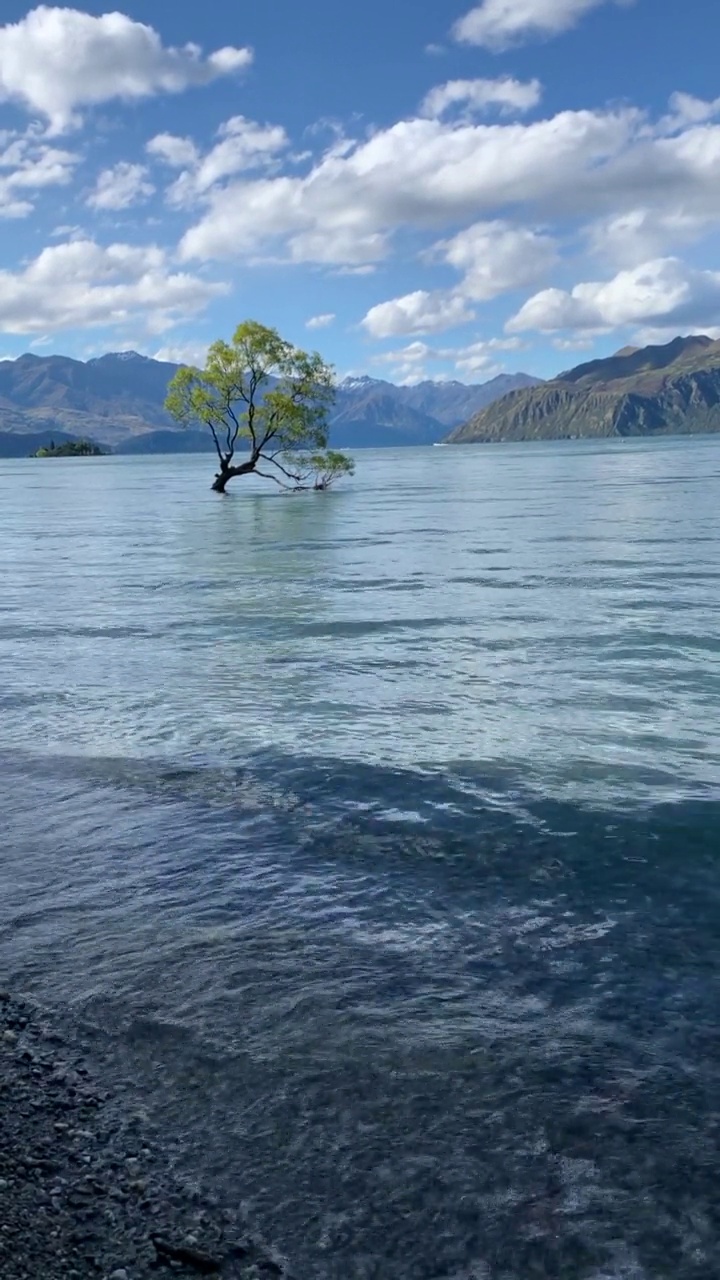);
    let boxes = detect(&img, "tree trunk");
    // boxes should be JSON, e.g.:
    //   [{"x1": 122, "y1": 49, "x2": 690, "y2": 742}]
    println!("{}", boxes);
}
[{"x1": 211, "y1": 456, "x2": 257, "y2": 493}]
